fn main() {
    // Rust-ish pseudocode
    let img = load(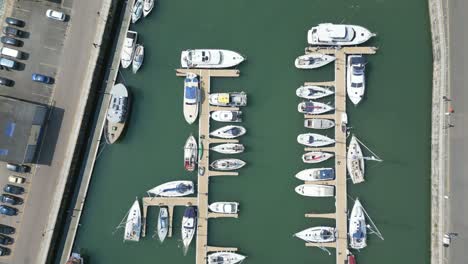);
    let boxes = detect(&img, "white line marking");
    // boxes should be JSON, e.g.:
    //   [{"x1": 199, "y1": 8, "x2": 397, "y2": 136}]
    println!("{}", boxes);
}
[
  {"x1": 40, "y1": 62, "x2": 57, "y2": 68},
  {"x1": 15, "y1": 7, "x2": 31, "y2": 13},
  {"x1": 43, "y1": 46, "x2": 57, "y2": 51}
]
